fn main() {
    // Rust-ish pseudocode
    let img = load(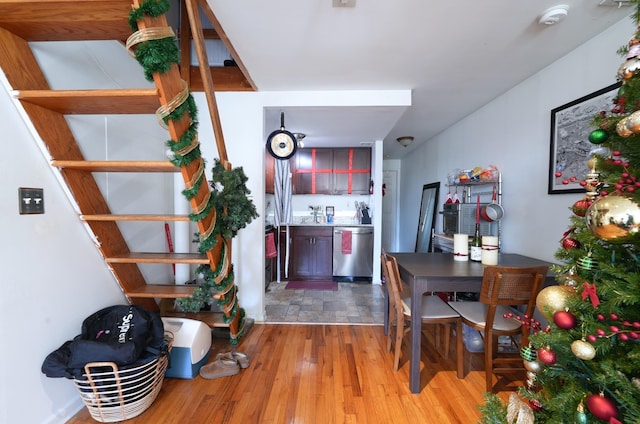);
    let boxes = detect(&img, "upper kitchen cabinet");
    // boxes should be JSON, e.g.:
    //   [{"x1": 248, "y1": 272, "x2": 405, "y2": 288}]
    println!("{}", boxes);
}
[
  {"x1": 291, "y1": 148, "x2": 371, "y2": 195},
  {"x1": 333, "y1": 148, "x2": 371, "y2": 195},
  {"x1": 293, "y1": 148, "x2": 333, "y2": 194}
]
